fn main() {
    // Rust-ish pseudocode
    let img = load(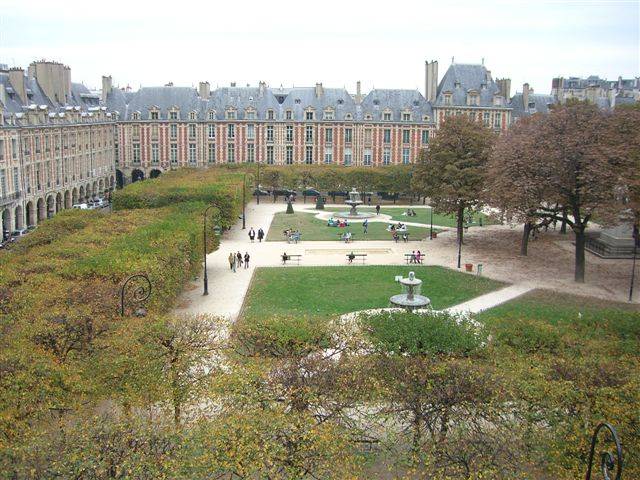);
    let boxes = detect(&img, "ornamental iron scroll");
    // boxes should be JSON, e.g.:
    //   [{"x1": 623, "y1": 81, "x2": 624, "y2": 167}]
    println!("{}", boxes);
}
[
  {"x1": 119, "y1": 273, "x2": 151, "y2": 317},
  {"x1": 585, "y1": 423, "x2": 623, "y2": 480}
]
